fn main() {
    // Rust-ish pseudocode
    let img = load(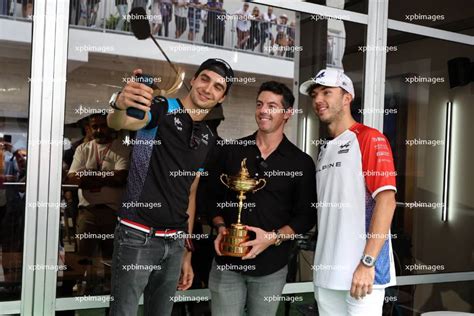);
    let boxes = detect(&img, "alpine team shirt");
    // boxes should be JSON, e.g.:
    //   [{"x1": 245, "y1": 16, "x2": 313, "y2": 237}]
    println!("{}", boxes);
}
[{"x1": 313, "y1": 122, "x2": 397, "y2": 290}]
